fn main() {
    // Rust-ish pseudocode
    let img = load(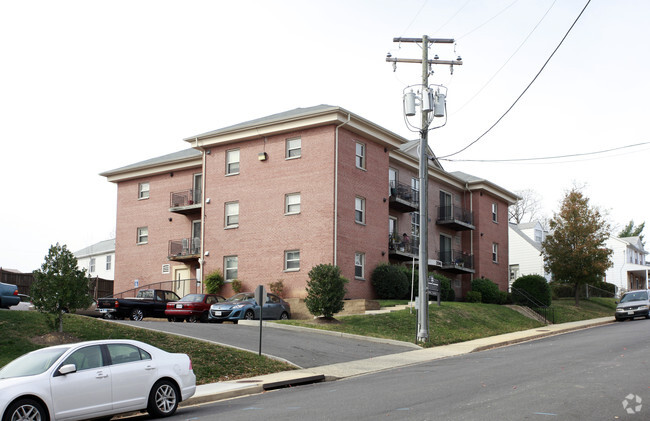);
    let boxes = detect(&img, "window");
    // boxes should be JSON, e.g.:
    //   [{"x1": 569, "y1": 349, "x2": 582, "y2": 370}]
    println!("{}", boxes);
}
[
  {"x1": 285, "y1": 193, "x2": 301, "y2": 214},
  {"x1": 224, "y1": 256, "x2": 238, "y2": 281},
  {"x1": 389, "y1": 168, "x2": 398, "y2": 195},
  {"x1": 225, "y1": 202, "x2": 239, "y2": 228},
  {"x1": 138, "y1": 182, "x2": 149, "y2": 199},
  {"x1": 63, "y1": 345, "x2": 104, "y2": 371},
  {"x1": 355, "y1": 196, "x2": 366, "y2": 224},
  {"x1": 286, "y1": 137, "x2": 301, "y2": 159},
  {"x1": 492, "y1": 243, "x2": 499, "y2": 263},
  {"x1": 137, "y1": 227, "x2": 148, "y2": 244},
  {"x1": 440, "y1": 191, "x2": 452, "y2": 220},
  {"x1": 411, "y1": 211, "x2": 420, "y2": 238},
  {"x1": 355, "y1": 141, "x2": 366, "y2": 169},
  {"x1": 285, "y1": 250, "x2": 300, "y2": 271},
  {"x1": 105, "y1": 255, "x2": 112, "y2": 271},
  {"x1": 107, "y1": 344, "x2": 151, "y2": 365},
  {"x1": 355, "y1": 253, "x2": 365, "y2": 279},
  {"x1": 534, "y1": 228, "x2": 543, "y2": 242},
  {"x1": 89, "y1": 258, "x2": 95, "y2": 273},
  {"x1": 226, "y1": 149, "x2": 240, "y2": 175},
  {"x1": 492, "y1": 203, "x2": 498, "y2": 223}
]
